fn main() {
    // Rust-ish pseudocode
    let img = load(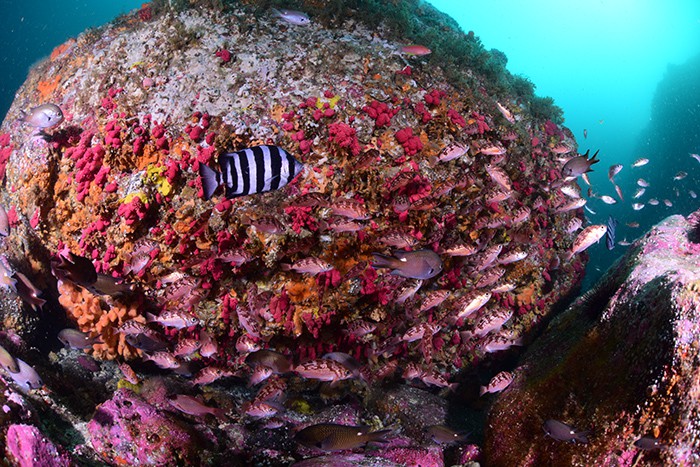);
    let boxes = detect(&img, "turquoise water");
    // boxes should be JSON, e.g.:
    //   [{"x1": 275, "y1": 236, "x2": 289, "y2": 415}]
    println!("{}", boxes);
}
[
  {"x1": 0, "y1": 0, "x2": 142, "y2": 117},
  {"x1": 430, "y1": 0, "x2": 700, "y2": 288},
  {"x1": 1, "y1": 0, "x2": 699, "y2": 290}
]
